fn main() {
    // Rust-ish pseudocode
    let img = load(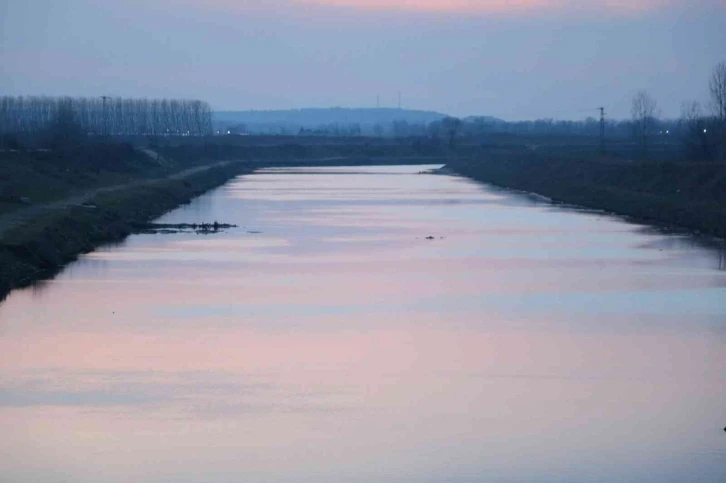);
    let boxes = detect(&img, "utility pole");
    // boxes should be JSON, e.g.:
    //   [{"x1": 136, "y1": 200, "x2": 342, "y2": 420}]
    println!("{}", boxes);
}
[
  {"x1": 101, "y1": 95, "x2": 111, "y2": 136},
  {"x1": 598, "y1": 107, "x2": 605, "y2": 154}
]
